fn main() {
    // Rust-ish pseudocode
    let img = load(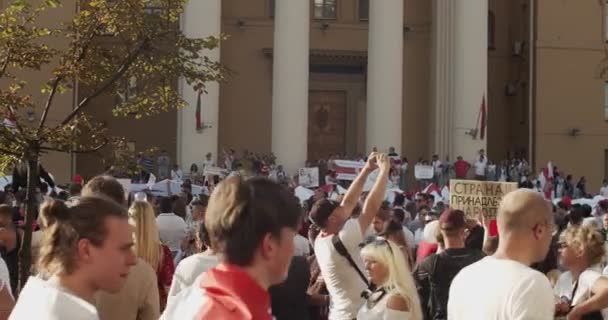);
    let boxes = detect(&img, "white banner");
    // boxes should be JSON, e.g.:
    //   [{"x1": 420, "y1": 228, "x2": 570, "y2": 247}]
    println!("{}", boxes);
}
[
  {"x1": 298, "y1": 167, "x2": 319, "y2": 188},
  {"x1": 414, "y1": 165, "x2": 434, "y2": 180},
  {"x1": 203, "y1": 166, "x2": 229, "y2": 177}
]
